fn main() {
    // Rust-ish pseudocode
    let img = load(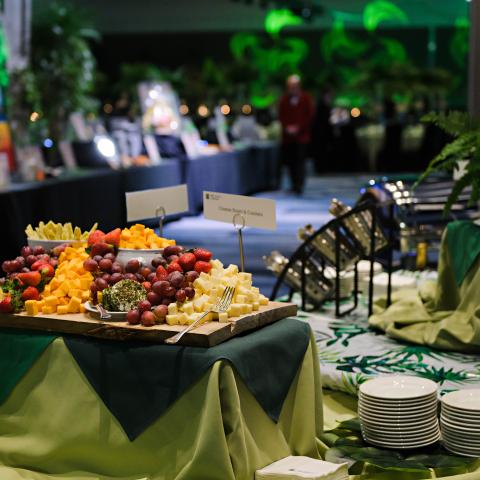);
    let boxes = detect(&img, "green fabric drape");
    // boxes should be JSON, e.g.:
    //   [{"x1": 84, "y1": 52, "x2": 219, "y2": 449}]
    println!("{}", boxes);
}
[
  {"x1": 447, "y1": 221, "x2": 480, "y2": 286},
  {"x1": 63, "y1": 318, "x2": 311, "y2": 440},
  {"x1": 0, "y1": 328, "x2": 56, "y2": 405},
  {"x1": 0, "y1": 336, "x2": 323, "y2": 480},
  {"x1": 369, "y1": 227, "x2": 480, "y2": 352}
]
